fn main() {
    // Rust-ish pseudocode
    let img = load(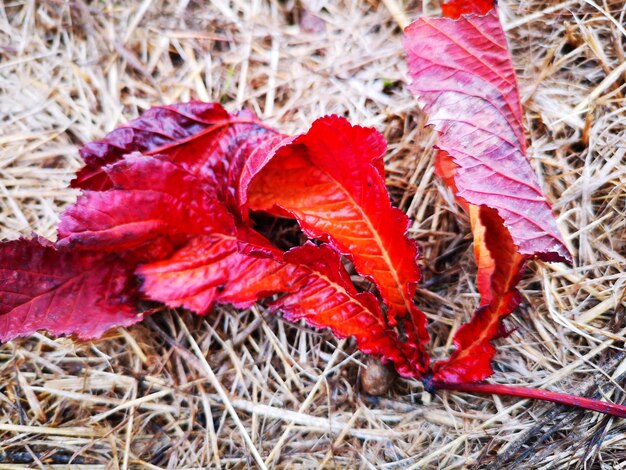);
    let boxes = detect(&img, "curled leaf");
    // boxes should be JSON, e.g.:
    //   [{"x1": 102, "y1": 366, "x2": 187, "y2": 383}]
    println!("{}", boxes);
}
[
  {"x1": 137, "y1": 231, "x2": 298, "y2": 315},
  {"x1": 432, "y1": 206, "x2": 526, "y2": 383},
  {"x1": 247, "y1": 116, "x2": 430, "y2": 372},
  {"x1": 404, "y1": 8, "x2": 570, "y2": 262},
  {"x1": 272, "y1": 243, "x2": 425, "y2": 377},
  {"x1": 59, "y1": 154, "x2": 235, "y2": 251}
]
